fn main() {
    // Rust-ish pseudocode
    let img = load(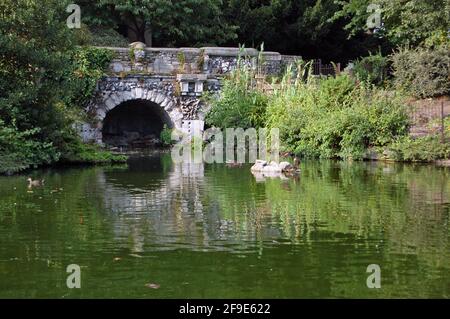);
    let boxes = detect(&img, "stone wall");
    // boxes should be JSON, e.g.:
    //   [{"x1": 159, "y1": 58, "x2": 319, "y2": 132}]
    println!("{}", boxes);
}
[
  {"x1": 84, "y1": 74, "x2": 217, "y2": 145},
  {"x1": 281, "y1": 55, "x2": 303, "y2": 69},
  {"x1": 102, "y1": 46, "x2": 301, "y2": 76}
]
